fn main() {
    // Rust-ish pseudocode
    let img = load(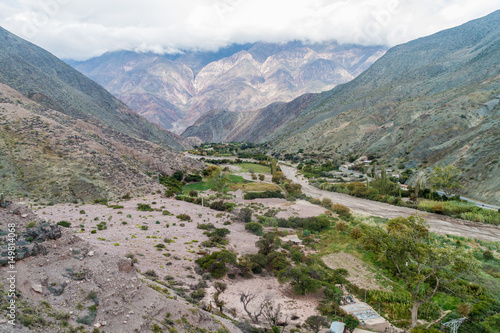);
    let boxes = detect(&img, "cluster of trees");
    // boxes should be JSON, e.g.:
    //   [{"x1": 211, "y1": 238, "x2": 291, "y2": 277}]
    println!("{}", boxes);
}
[{"x1": 357, "y1": 215, "x2": 479, "y2": 328}]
